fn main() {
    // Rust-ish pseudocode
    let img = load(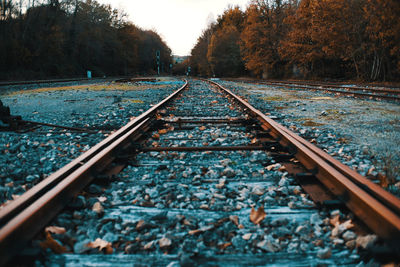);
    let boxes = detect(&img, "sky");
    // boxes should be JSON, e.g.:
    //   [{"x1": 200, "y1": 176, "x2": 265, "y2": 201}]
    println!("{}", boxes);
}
[{"x1": 96, "y1": 0, "x2": 250, "y2": 56}]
